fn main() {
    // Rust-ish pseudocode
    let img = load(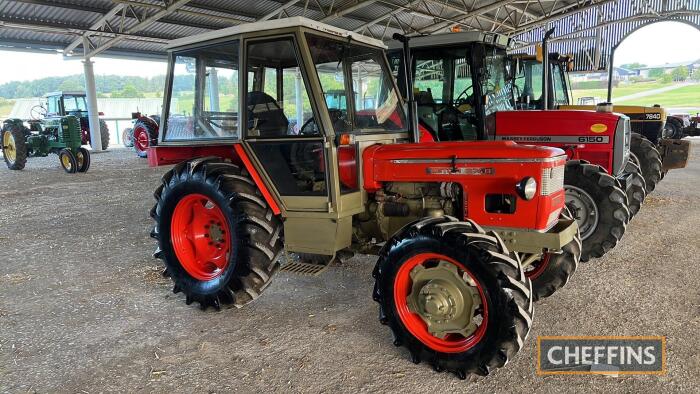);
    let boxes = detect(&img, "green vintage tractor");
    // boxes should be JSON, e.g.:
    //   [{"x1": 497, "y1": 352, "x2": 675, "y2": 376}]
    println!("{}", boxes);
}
[{"x1": 1, "y1": 116, "x2": 91, "y2": 173}]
